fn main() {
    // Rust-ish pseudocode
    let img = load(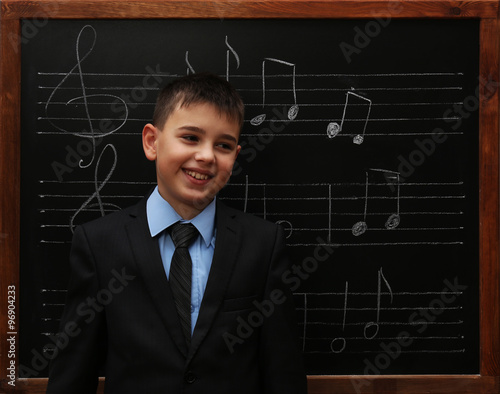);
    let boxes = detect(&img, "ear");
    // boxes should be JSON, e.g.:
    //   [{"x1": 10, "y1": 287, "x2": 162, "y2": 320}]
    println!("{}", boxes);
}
[
  {"x1": 142, "y1": 123, "x2": 158, "y2": 161},
  {"x1": 234, "y1": 144, "x2": 241, "y2": 159}
]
